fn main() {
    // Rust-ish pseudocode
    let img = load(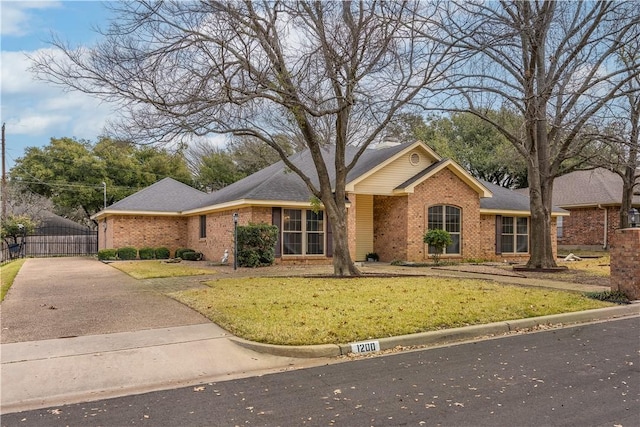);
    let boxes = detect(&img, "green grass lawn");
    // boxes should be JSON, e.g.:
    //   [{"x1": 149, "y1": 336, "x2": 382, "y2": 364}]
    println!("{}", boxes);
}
[
  {"x1": 0, "y1": 259, "x2": 26, "y2": 302},
  {"x1": 110, "y1": 260, "x2": 216, "y2": 279},
  {"x1": 170, "y1": 276, "x2": 613, "y2": 346}
]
